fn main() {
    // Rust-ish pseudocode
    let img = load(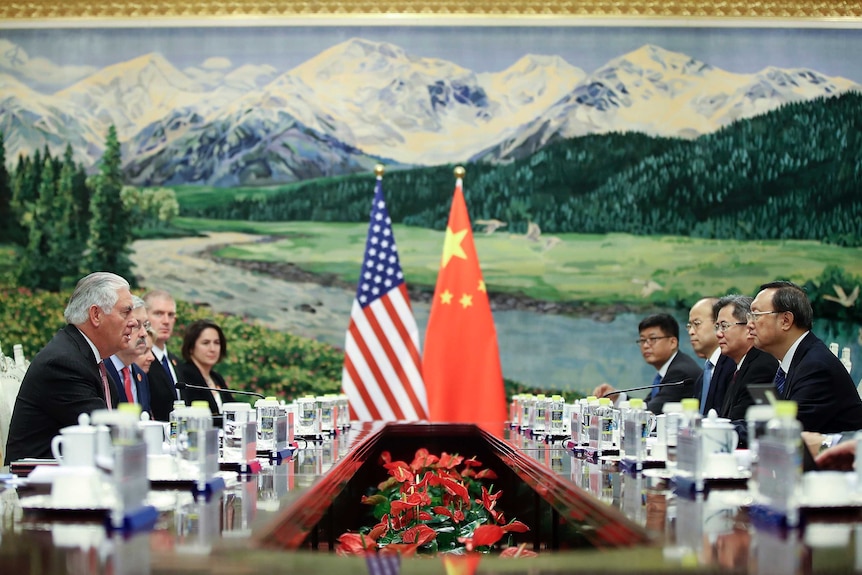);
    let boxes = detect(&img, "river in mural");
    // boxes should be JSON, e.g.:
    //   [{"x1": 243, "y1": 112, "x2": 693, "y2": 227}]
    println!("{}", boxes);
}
[{"x1": 132, "y1": 234, "x2": 862, "y2": 398}]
